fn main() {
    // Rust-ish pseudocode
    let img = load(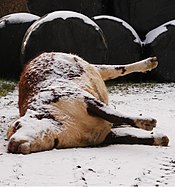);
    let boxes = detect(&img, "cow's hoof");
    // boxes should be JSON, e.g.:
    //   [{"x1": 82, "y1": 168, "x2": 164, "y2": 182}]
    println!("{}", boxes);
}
[
  {"x1": 135, "y1": 118, "x2": 157, "y2": 131},
  {"x1": 145, "y1": 57, "x2": 158, "y2": 72},
  {"x1": 154, "y1": 135, "x2": 169, "y2": 146}
]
